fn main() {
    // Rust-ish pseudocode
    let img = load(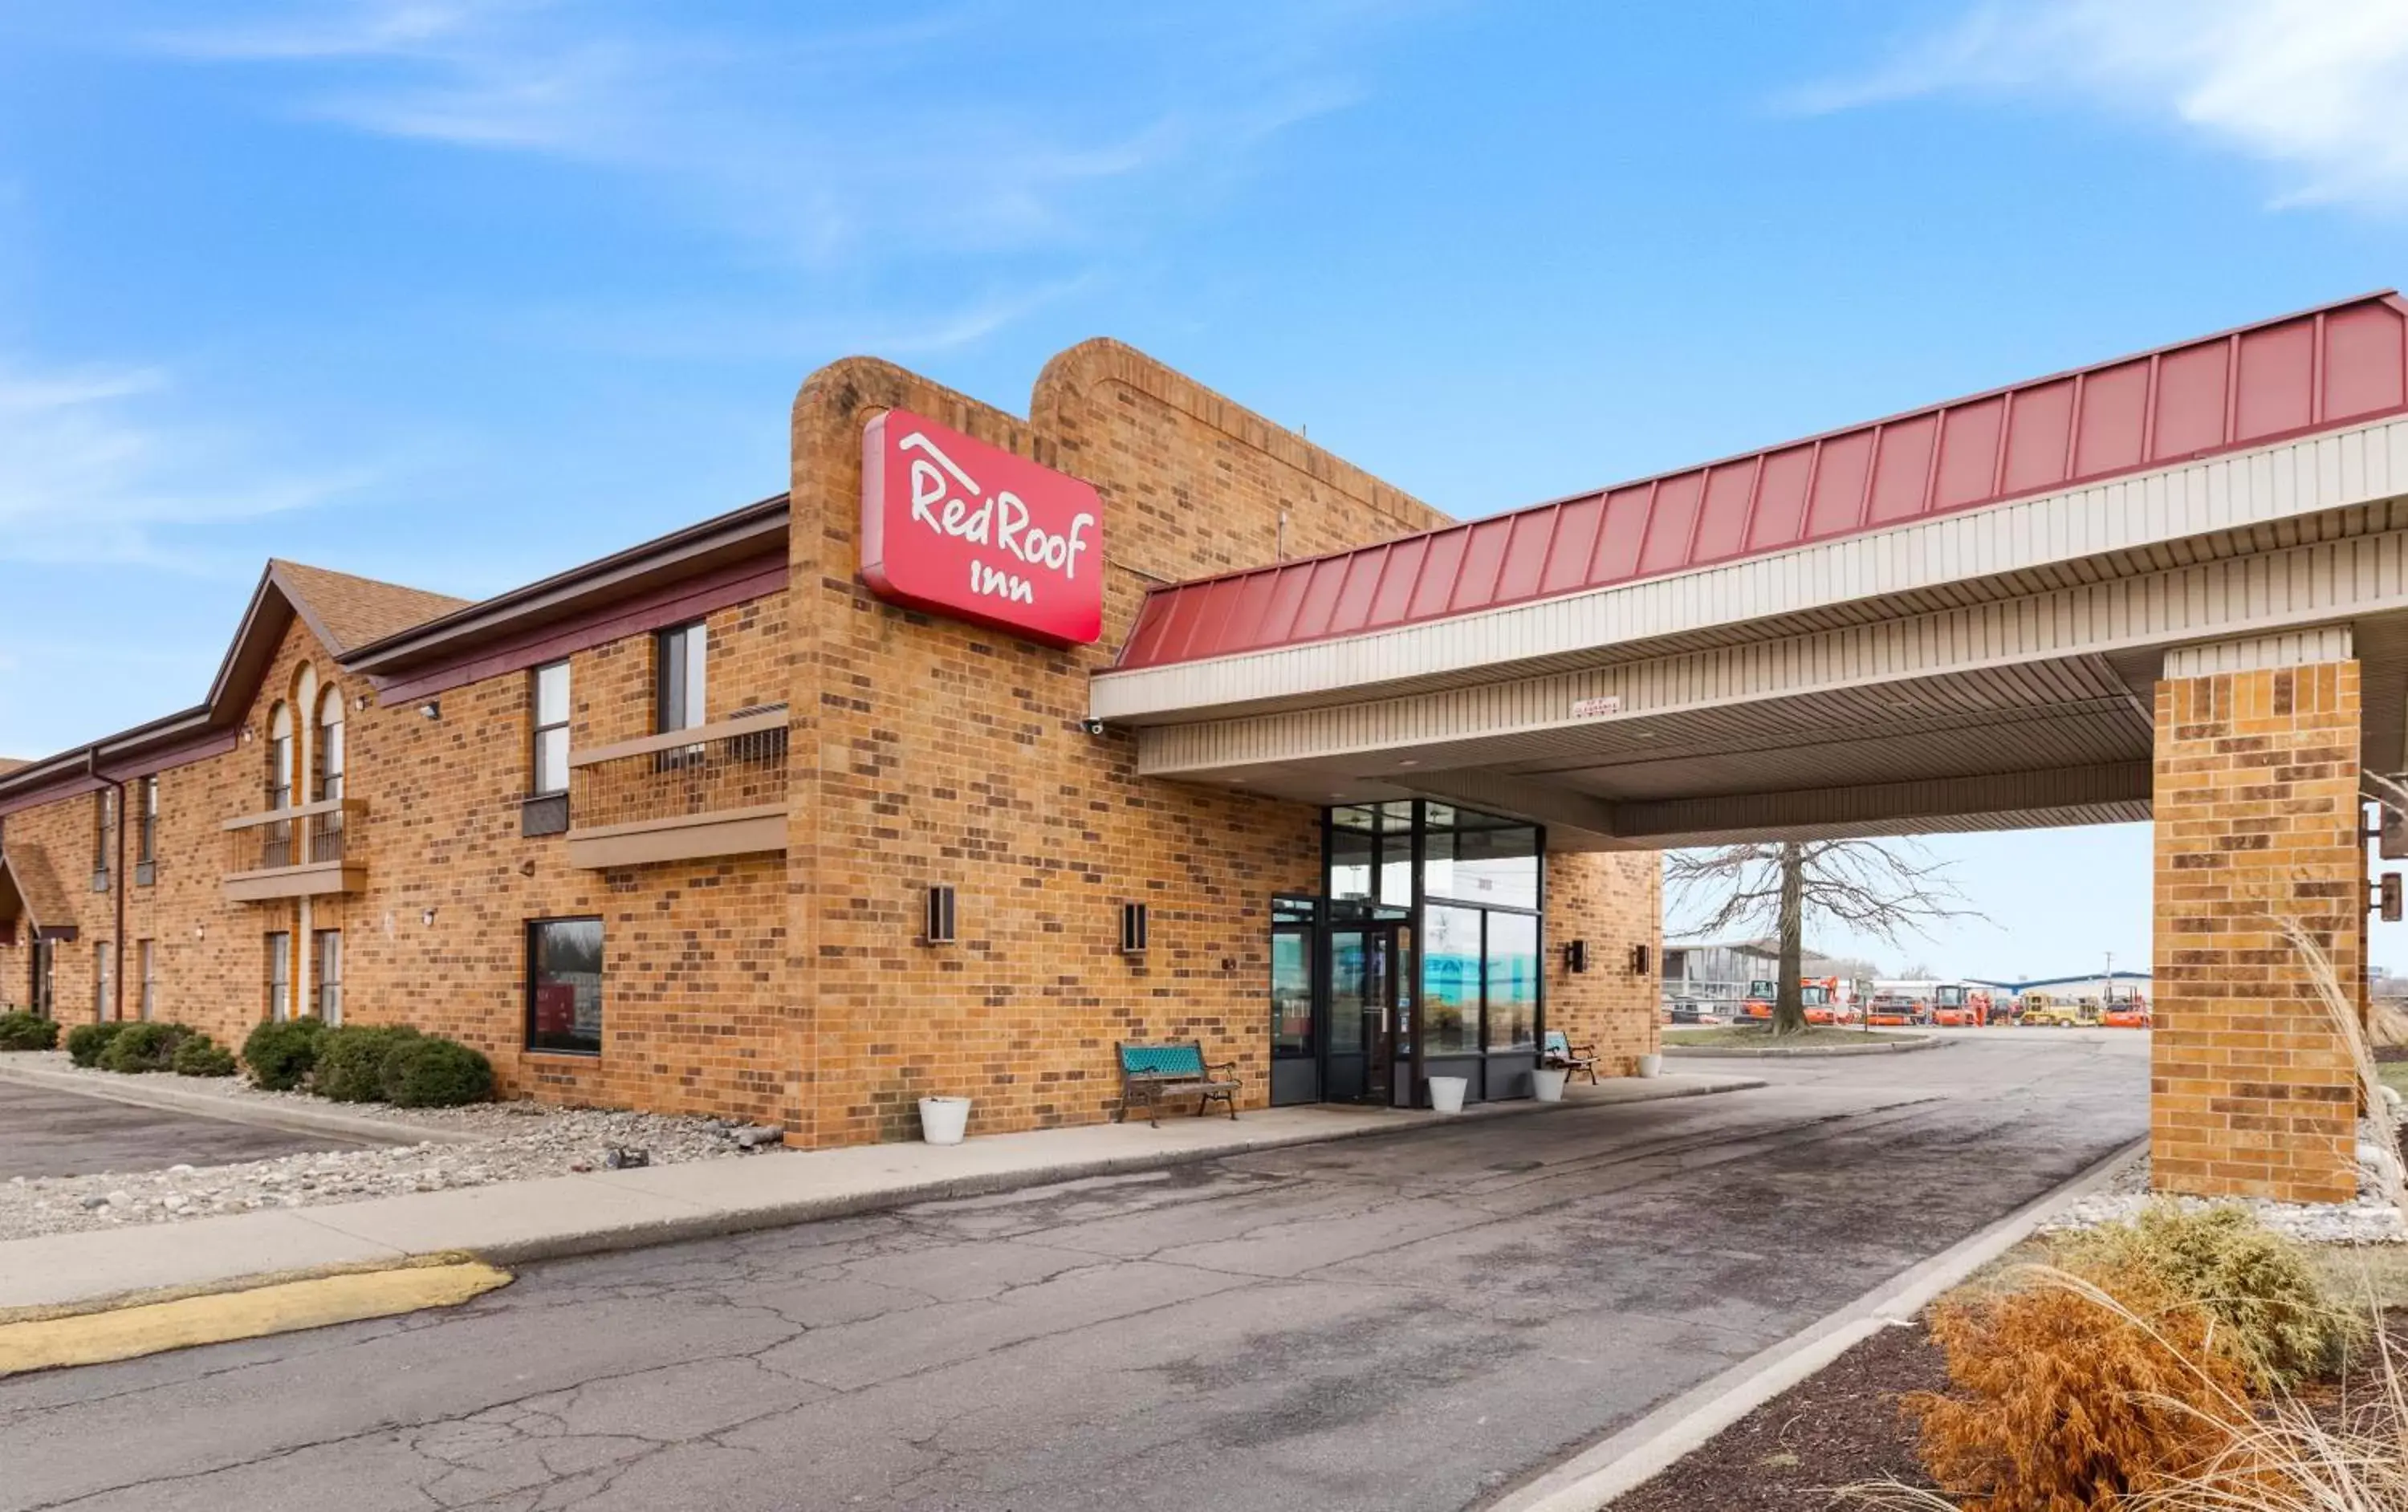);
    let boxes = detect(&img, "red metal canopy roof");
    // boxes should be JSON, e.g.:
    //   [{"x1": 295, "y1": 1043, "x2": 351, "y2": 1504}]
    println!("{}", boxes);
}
[{"x1": 1116, "y1": 291, "x2": 2408, "y2": 672}]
